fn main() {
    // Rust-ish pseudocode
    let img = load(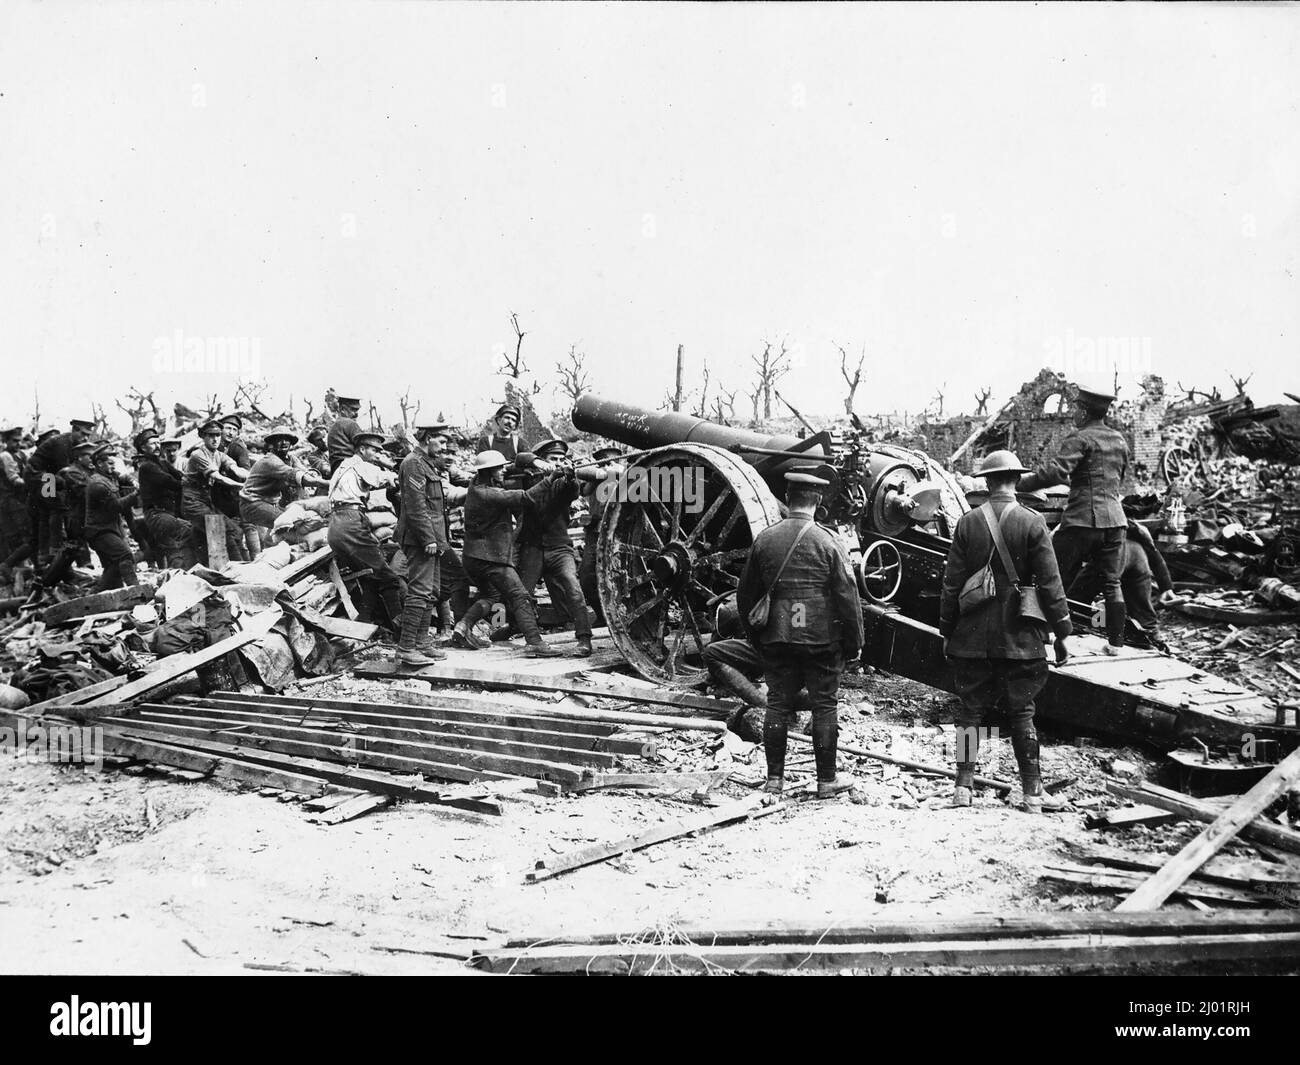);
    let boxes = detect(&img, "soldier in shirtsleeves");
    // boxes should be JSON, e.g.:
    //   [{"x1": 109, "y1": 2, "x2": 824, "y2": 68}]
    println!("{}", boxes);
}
[
  {"x1": 1018, "y1": 386, "x2": 1130, "y2": 653},
  {"x1": 327, "y1": 431, "x2": 404, "y2": 633},
  {"x1": 938, "y1": 451, "x2": 1072, "y2": 813},
  {"x1": 182, "y1": 420, "x2": 248, "y2": 566},
  {"x1": 239, "y1": 429, "x2": 327, "y2": 545},
  {"x1": 737, "y1": 471, "x2": 865, "y2": 803}
]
